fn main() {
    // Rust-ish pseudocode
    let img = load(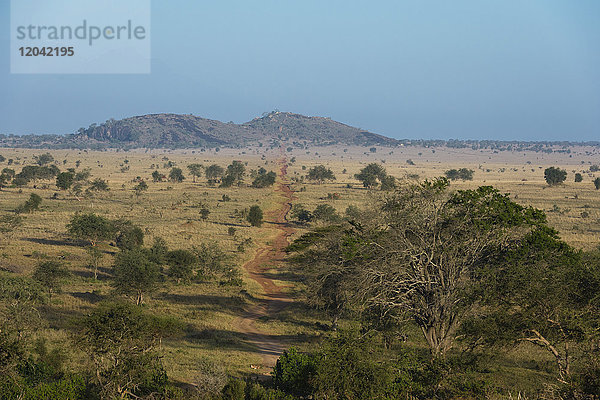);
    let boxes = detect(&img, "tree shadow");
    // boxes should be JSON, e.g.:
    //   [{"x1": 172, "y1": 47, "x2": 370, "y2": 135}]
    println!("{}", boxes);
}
[
  {"x1": 70, "y1": 291, "x2": 105, "y2": 304},
  {"x1": 70, "y1": 266, "x2": 112, "y2": 281},
  {"x1": 185, "y1": 327, "x2": 317, "y2": 356},
  {"x1": 156, "y1": 292, "x2": 248, "y2": 314},
  {"x1": 40, "y1": 303, "x2": 88, "y2": 331},
  {"x1": 211, "y1": 221, "x2": 249, "y2": 228},
  {"x1": 23, "y1": 237, "x2": 87, "y2": 247}
]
